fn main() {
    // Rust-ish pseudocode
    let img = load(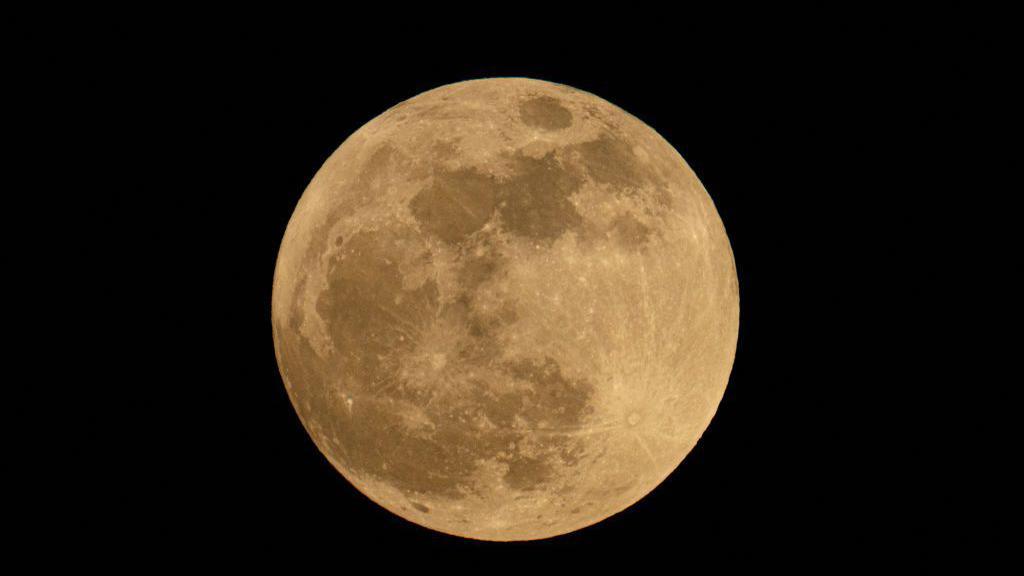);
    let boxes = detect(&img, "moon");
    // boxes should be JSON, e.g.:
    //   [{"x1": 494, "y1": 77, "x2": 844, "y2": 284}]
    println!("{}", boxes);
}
[{"x1": 272, "y1": 78, "x2": 739, "y2": 541}]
